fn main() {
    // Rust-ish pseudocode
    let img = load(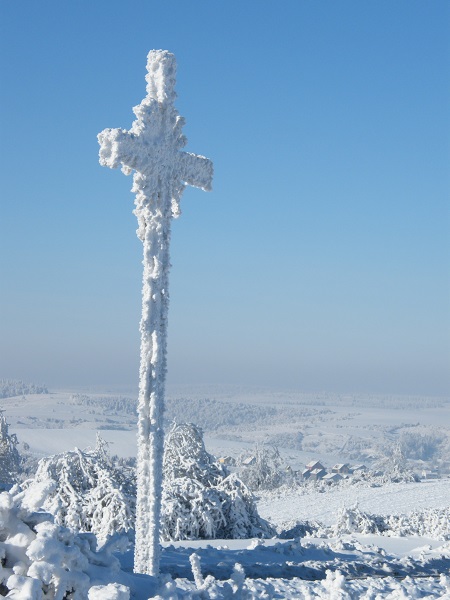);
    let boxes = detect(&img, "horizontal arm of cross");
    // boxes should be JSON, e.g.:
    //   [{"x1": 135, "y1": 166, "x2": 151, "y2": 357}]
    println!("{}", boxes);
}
[
  {"x1": 179, "y1": 152, "x2": 213, "y2": 192},
  {"x1": 98, "y1": 128, "x2": 139, "y2": 175}
]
